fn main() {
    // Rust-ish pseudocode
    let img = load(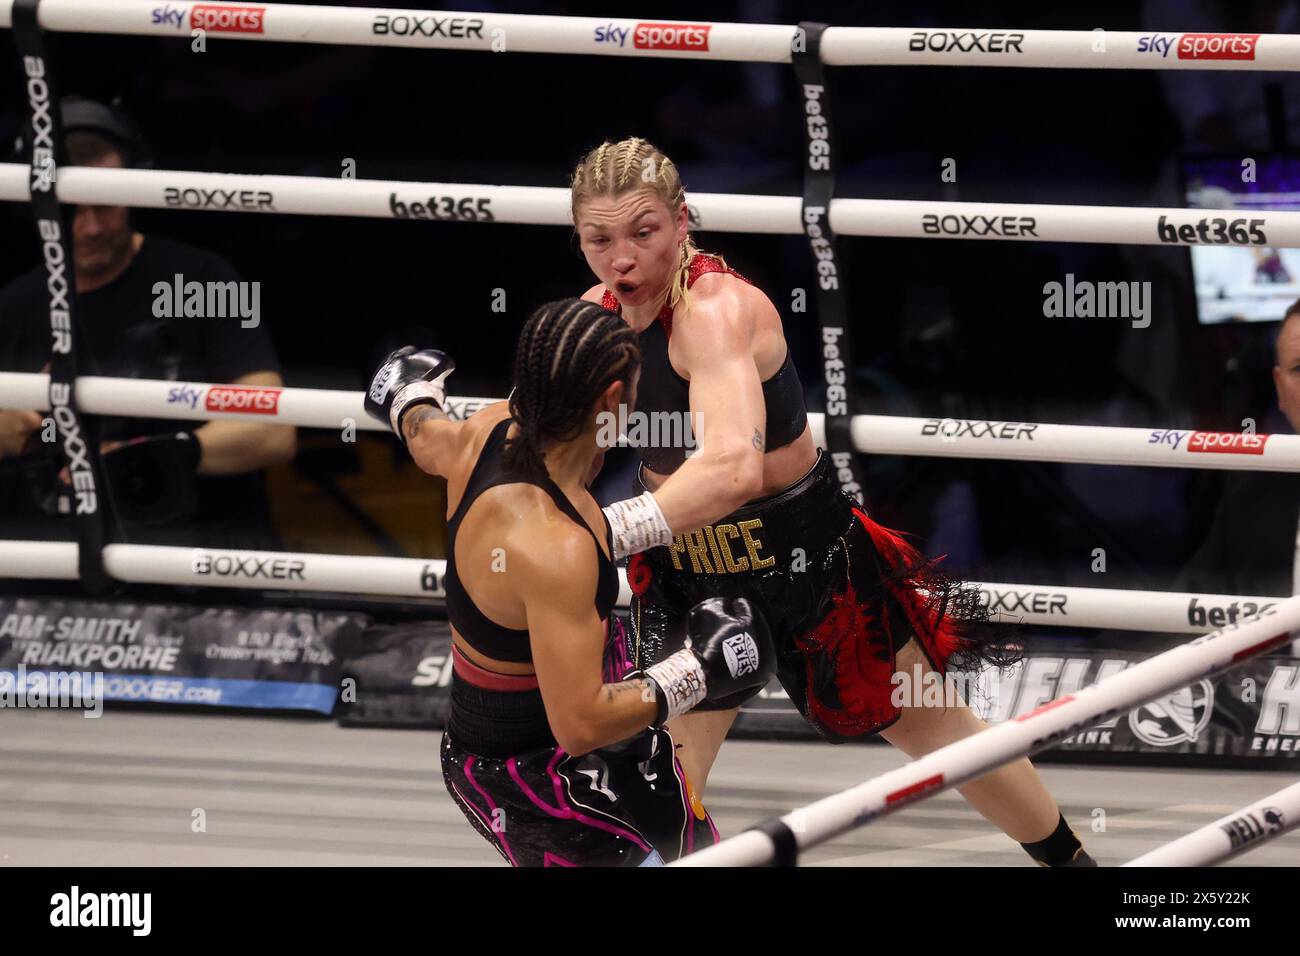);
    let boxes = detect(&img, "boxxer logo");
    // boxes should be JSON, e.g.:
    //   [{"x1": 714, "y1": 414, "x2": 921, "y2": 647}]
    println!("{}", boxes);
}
[
  {"x1": 163, "y1": 187, "x2": 275, "y2": 211},
  {"x1": 38, "y1": 220, "x2": 73, "y2": 355},
  {"x1": 979, "y1": 588, "x2": 1067, "y2": 615},
  {"x1": 908, "y1": 31, "x2": 1025, "y2": 53},
  {"x1": 371, "y1": 14, "x2": 485, "y2": 39},
  {"x1": 22, "y1": 57, "x2": 56, "y2": 193},
  {"x1": 922, "y1": 213, "x2": 1038, "y2": 237},
  {"x1": 48, "y1": 383, "x2": 97, "y2": 516},
  {"x1": 922, "y1": 419, "x2": 1038, "y2": 441},
  {"x1": 191, "y1": 552, "x2": 305, "y2": 581}
]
